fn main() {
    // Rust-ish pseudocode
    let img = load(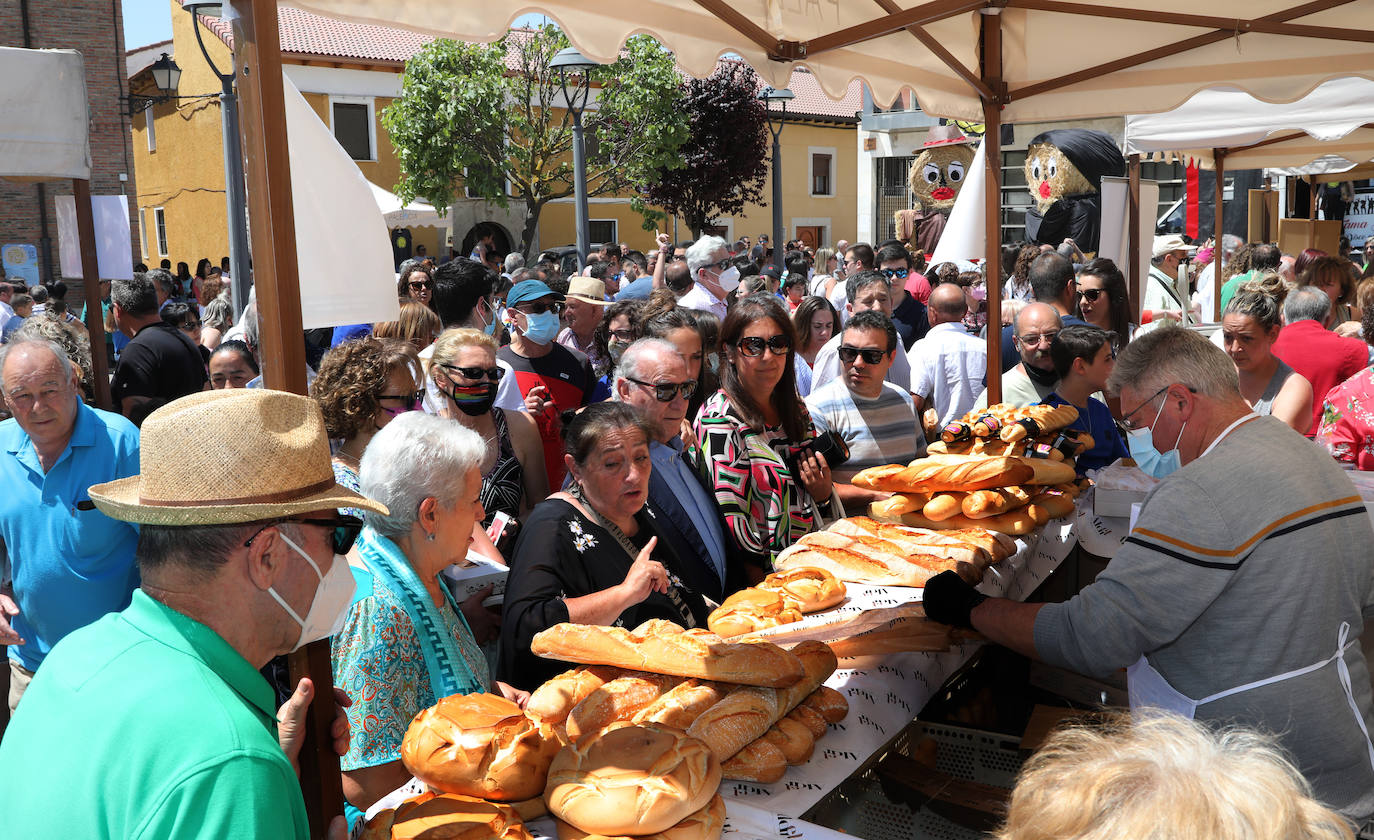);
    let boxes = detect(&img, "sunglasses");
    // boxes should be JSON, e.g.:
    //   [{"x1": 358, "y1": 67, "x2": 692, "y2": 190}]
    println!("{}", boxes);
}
[
  {"x1": 609, "y1": 328, "x2": 637, "y2": 342},
  {"x1": 439, "y1": 363, "x2": 504, "y2": 382},
  {"x1": 707, "y1": 258, "x2": 732, "y2": 272},
  {"x1": 880, "y1": 267, "x2": 910, "y2": 280},
  {"x1": 514, "y1": 300, "x2": 564, "y2": 316},
  {"x1": 408, "y1": 280, "x2": 434, "y2": 291},
  {"x1": 625, "y1": 376, "x2": 697, "y2": 402},
  {"x1": 1078, "y1": 288, "x2": 1105, "y2": 302},
  {"x1": 837, "y1": 345, "x2": 888, "y2": 365},
  {"x1": 378, "y1": 390, "x2": 424, "y2": 416},
  {"x1": 736, "y1": 335, "x2": 792, "y2": 357},
  {"x1": 244, "y1": 515, "x2": 365, "y2": 555}
]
